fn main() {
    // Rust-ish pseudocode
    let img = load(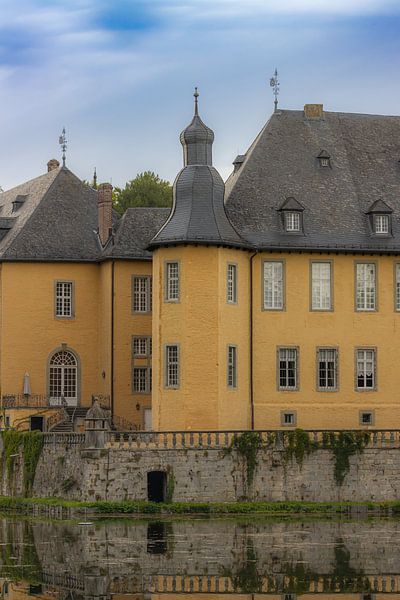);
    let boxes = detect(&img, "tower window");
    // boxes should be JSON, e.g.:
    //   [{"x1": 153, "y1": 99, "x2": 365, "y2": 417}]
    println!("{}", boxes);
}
[
  {"x1": 55, "y1": 281, "x2": 74, "y2": 318},
  {"x1": 227, "y1": 263, "x2": 237, "y2": 303},
  {"x1": 165, "y1": 344, "x2": 179, "y2": 388},
  {"x1": 165, "y1": 261, "x2": 180, "y2": 302},
  {"x1": 227, "y1": 345, "x2": 237, "y2": 388},
  {"x1": 132, "y1": 276, "x2": 152, "y2": 313}
]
